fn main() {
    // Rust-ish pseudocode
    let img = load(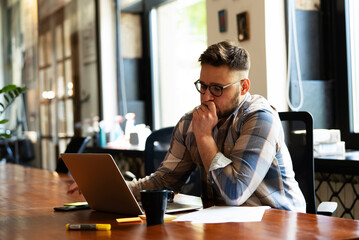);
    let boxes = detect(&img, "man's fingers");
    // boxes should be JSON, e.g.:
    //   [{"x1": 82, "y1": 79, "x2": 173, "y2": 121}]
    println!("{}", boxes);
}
[
  {"x1": 206, "y1": 101, "x2": 216, "y2": 113},
  {"x1": 194, "y1": 102, "x2": 217, "y2": 119},
  {"x1": 197, "y1": 106, "x2": 205, "y2": 112},
  {"x1": 67, "y1": 182, "x2": 81, "y2": 195}
]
